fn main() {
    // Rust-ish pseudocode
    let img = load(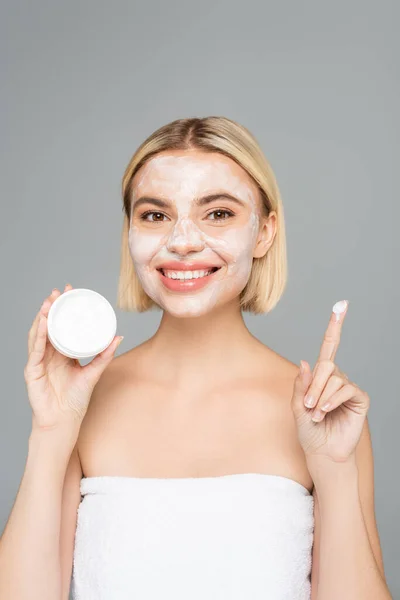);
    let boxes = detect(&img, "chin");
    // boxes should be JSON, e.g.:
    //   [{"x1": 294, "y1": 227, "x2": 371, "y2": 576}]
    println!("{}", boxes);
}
[
  {"x1": 159, "y1": 291, "x2": 243, "y2": 319},
  {"x1": 160, "y1": 300, "x2": 217, "y2": 319}
]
